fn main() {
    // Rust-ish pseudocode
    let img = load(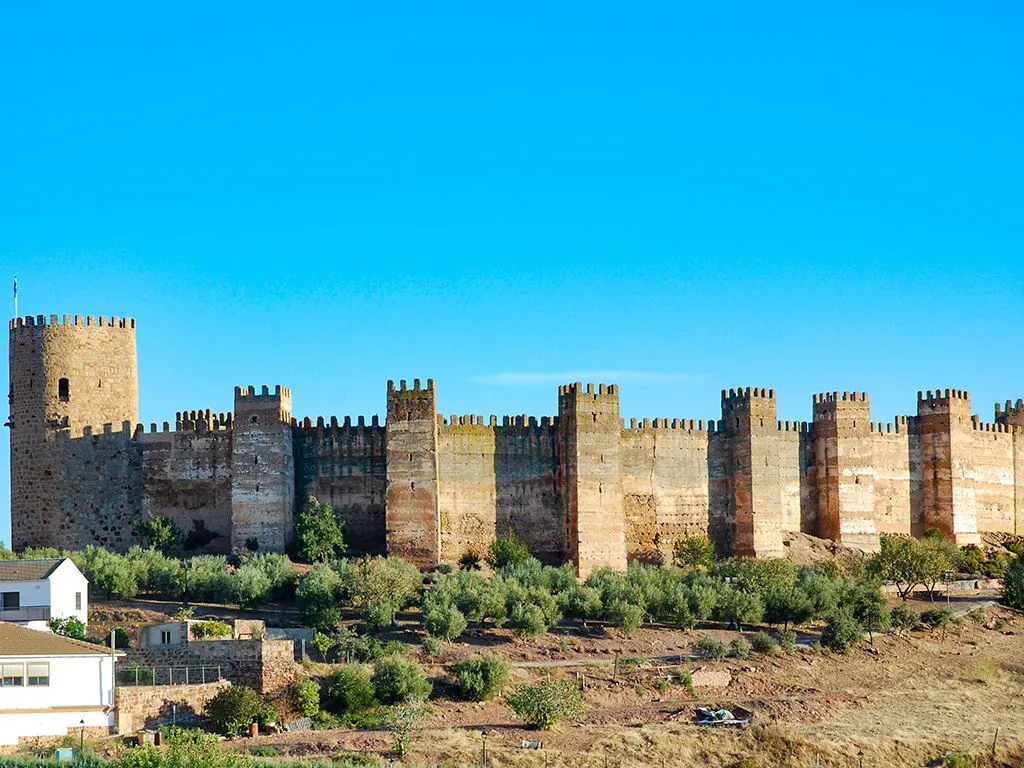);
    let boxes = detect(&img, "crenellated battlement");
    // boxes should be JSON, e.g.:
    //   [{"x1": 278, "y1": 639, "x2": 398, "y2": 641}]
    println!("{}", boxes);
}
[
  {"x1": 439, "y1": 413, "x2": 557, "y2": 430},
  {"x1": 387, "y1": 378, "x2": 435, "y2": 393},
  {"x1": 9, "y1": 314, "x2": 136, "y2": 333},
  {"x1": 918, "y1": 388, "x2": 970, "y2": 403},
  {"x1": 812, "y1": 391, "x2": 869, "y2": 405},
  {"x1": 174, "y1": 409, "x2": 232, "y2": 432},
  {"x1": 294, "y1": 414, "x2": 383, "y2": 430},
  {"x1": 870, "y1": 416, "x2": 911, "y2": 435},
  {"x1": 776, "y1": 420, "x2": 812, "y2": 433},
  {"x1": 721, "y1": 386, "x2": 775, "y2": 402},
  {"x1": 623, "y1": 417, "x2": 717, "y2": 433},
  {"x1": 557, "y1": 382, "x2": 619, "y2": 399},
  {"x1": 234, "y1": 384, "x2": 291, "y2": 400}
]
